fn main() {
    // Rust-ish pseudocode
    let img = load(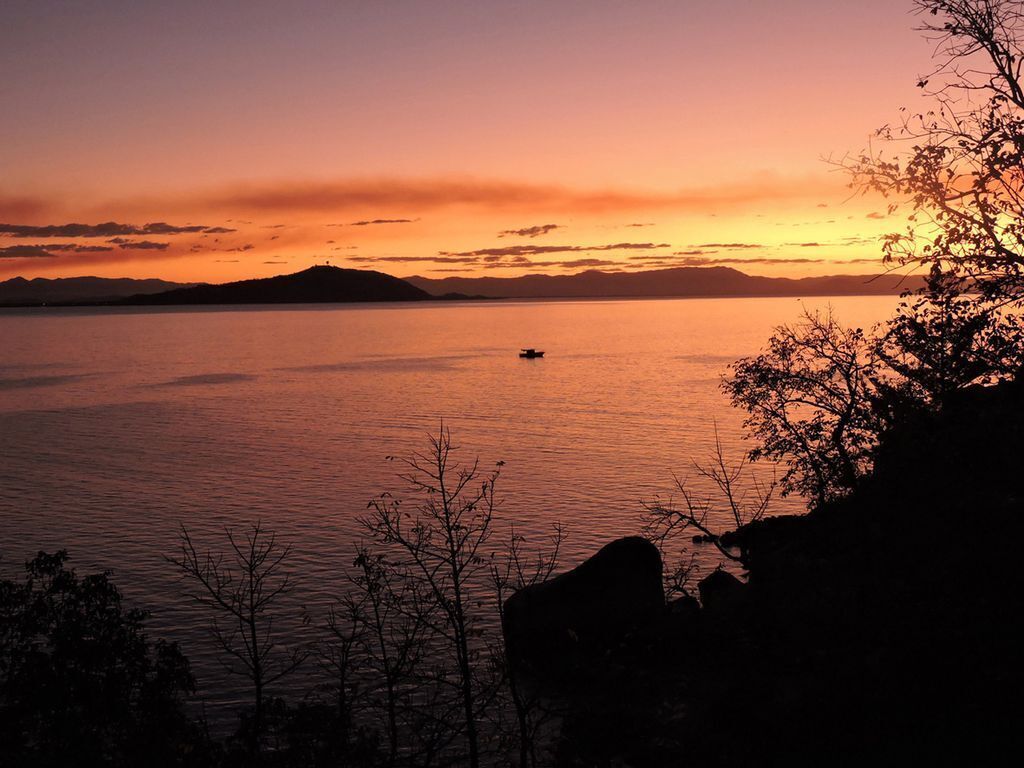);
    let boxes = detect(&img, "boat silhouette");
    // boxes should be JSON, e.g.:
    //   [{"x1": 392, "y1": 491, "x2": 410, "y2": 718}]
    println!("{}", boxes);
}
[{"x1": 519, "y1": 348, "x2": 545, "y2": 359}]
